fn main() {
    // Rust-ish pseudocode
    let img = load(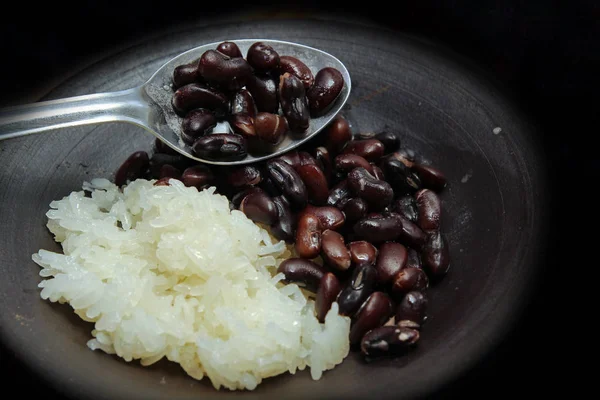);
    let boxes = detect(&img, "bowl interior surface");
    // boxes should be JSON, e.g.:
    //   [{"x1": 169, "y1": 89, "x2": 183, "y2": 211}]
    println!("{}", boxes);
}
[{"x1": 0, "y1": 16, "x2": 547, "y2": 400}]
